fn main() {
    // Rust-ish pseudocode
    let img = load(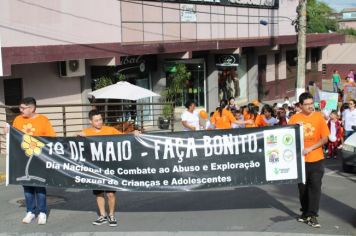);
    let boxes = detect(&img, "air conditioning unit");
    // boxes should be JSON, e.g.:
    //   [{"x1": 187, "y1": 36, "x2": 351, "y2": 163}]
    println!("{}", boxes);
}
[{"x1": 59, "y1": 59, "x2": 85, "y2": 77}]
